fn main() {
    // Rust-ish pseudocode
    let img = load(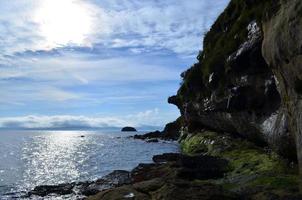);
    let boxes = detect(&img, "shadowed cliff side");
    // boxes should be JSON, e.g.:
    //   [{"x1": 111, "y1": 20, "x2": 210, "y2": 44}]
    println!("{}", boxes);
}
[
  {"x1": 262, "y1": 0, "x2": 302, "y2": 175},
  {"x1": 169, "y1": 0, "x2": 298, "y2": 162}
]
